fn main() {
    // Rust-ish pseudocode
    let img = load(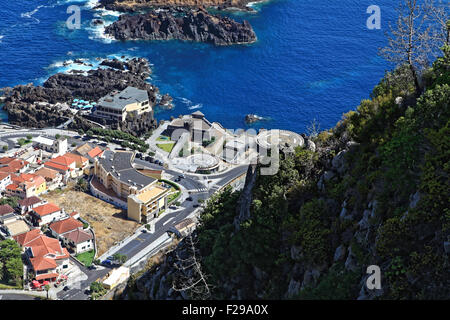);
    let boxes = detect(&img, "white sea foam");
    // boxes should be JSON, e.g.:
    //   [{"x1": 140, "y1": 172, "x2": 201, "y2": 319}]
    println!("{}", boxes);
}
[
  {"x1": 188, "y1": 103, "x2": 203, "y2": 110},
  {"x1": 179, "y1": 97, "x2": 192, "y2": 105}
]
